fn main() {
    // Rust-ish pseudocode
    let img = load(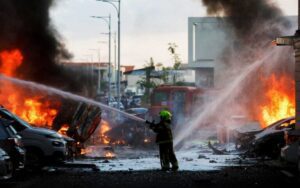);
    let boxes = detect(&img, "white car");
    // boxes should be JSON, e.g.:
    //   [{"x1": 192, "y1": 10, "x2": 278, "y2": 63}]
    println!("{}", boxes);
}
[
  {"x1": 0, "y1": 148, "x2": 13, "y2": 180},
  {"x1": 0, "y1": 107, "x2": 69, "y2": 168},
  {"x1": 109, "y1": 101, "x2": 124, "y2": 110}
]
